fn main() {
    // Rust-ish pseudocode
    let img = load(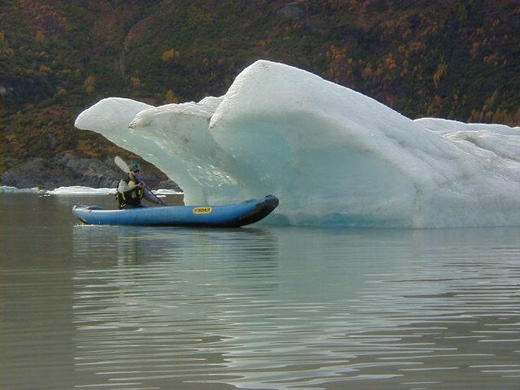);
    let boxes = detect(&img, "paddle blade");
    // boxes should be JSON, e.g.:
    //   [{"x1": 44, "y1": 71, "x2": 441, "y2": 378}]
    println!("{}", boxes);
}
[{"x1": 114, "y1": 156, "x2": 130, "y2": 173}]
